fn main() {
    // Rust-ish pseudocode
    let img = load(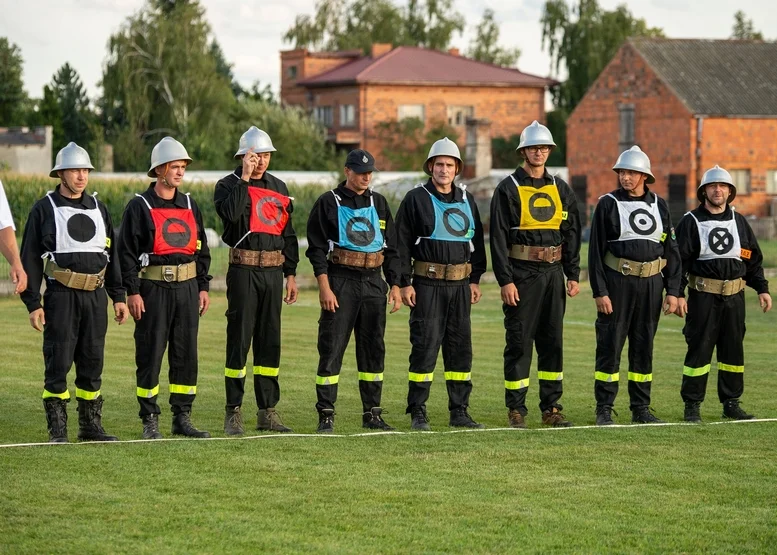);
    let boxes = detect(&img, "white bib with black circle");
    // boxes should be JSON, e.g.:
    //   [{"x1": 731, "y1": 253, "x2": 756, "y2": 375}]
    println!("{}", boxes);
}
[
  {"x1": 605, "y1": 193, "x2": 663, "y2": 243},
  {"x1": 689, "y1": 209, "x2": 741, "y2": 261},
  {"x1": 47, "y1": 192, "x2": 107, "y2": 254}
]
